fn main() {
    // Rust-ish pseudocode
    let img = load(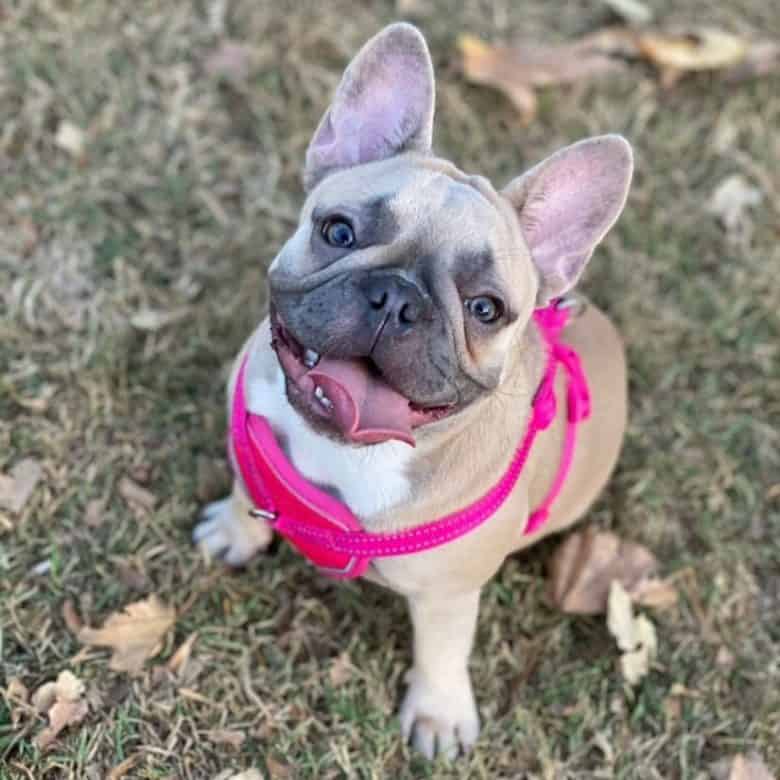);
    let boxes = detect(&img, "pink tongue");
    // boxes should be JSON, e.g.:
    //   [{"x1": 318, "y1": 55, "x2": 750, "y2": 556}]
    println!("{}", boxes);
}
[{"x1": 308, "y1": 357, "x2": 415, "y2": 446}]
